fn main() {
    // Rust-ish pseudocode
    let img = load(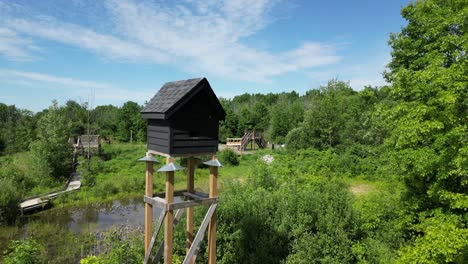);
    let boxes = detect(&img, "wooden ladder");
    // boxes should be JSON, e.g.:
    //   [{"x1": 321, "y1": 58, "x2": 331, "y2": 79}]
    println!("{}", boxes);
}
[{"x1": 240, "y1": 131, "x2": 253, "y2": 151}]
